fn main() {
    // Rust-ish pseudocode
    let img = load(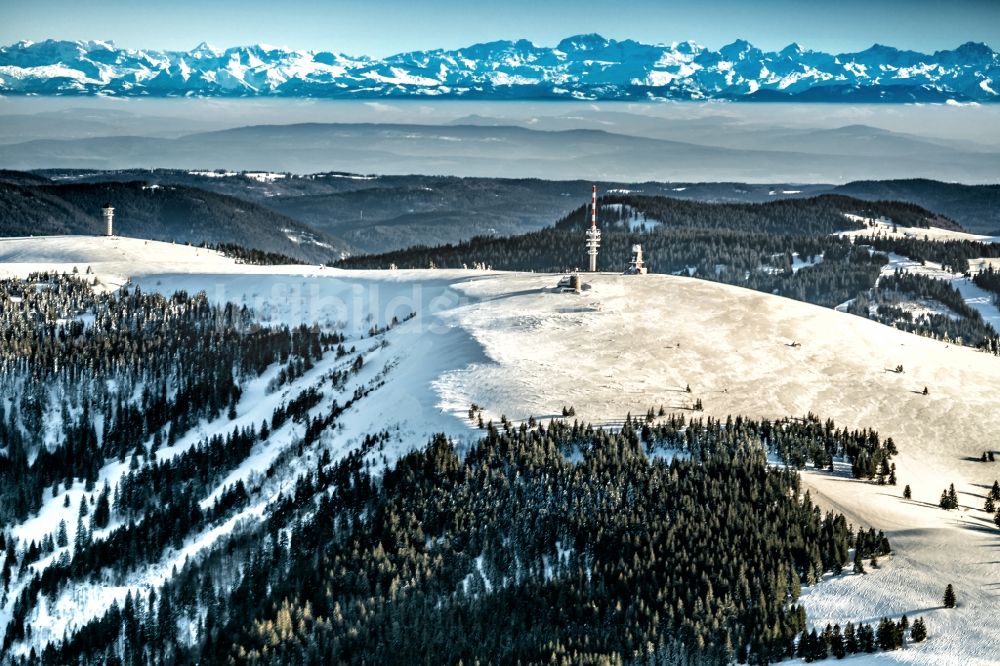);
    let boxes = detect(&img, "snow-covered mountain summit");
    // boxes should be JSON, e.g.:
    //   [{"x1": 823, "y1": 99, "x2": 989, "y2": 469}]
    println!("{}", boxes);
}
[{"x1": 0, "y1": 35, "x2": 997, "y2": 101}]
